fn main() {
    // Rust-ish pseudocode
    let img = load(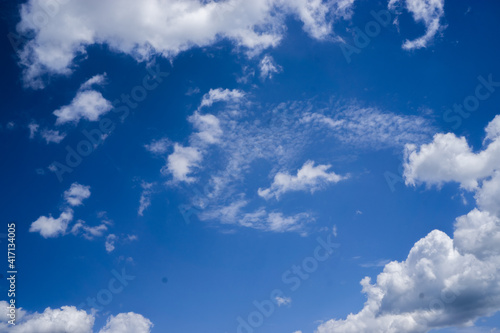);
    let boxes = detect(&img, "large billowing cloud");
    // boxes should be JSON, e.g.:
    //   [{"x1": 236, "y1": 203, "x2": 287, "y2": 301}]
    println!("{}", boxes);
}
[
  {"x1": 16, "y1": 0, "x2": 355, "y2": 88},
  {"x1": 316, "y1": 116, "x2": 500, "y2": 333},
  {"x1": 0, "y1": 302, "x2": 152, "y2": 333}
]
